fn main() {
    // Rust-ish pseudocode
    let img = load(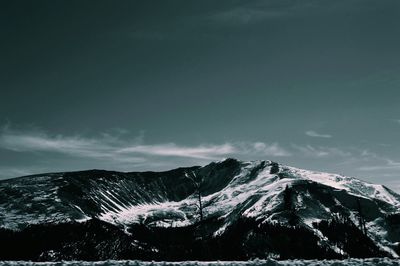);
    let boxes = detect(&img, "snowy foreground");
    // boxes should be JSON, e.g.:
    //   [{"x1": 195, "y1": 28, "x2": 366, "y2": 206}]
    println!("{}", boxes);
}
[{"x1": 1, "y1": 259, "x2": 400, "y2": 266}]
